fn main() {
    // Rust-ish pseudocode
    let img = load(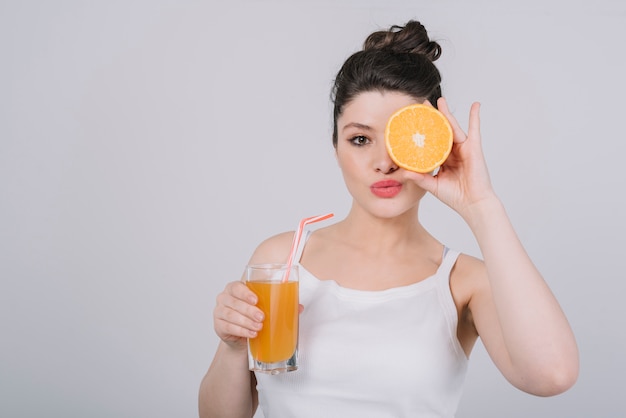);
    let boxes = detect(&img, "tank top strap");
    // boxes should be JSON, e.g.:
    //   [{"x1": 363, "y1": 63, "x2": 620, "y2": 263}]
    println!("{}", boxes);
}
[
  {"x1": 294, "y1": 230, "x2": 313, "y2": 264},
  {"x1": 437, "y1": 246, "x2": 461, "y2": 279}
]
